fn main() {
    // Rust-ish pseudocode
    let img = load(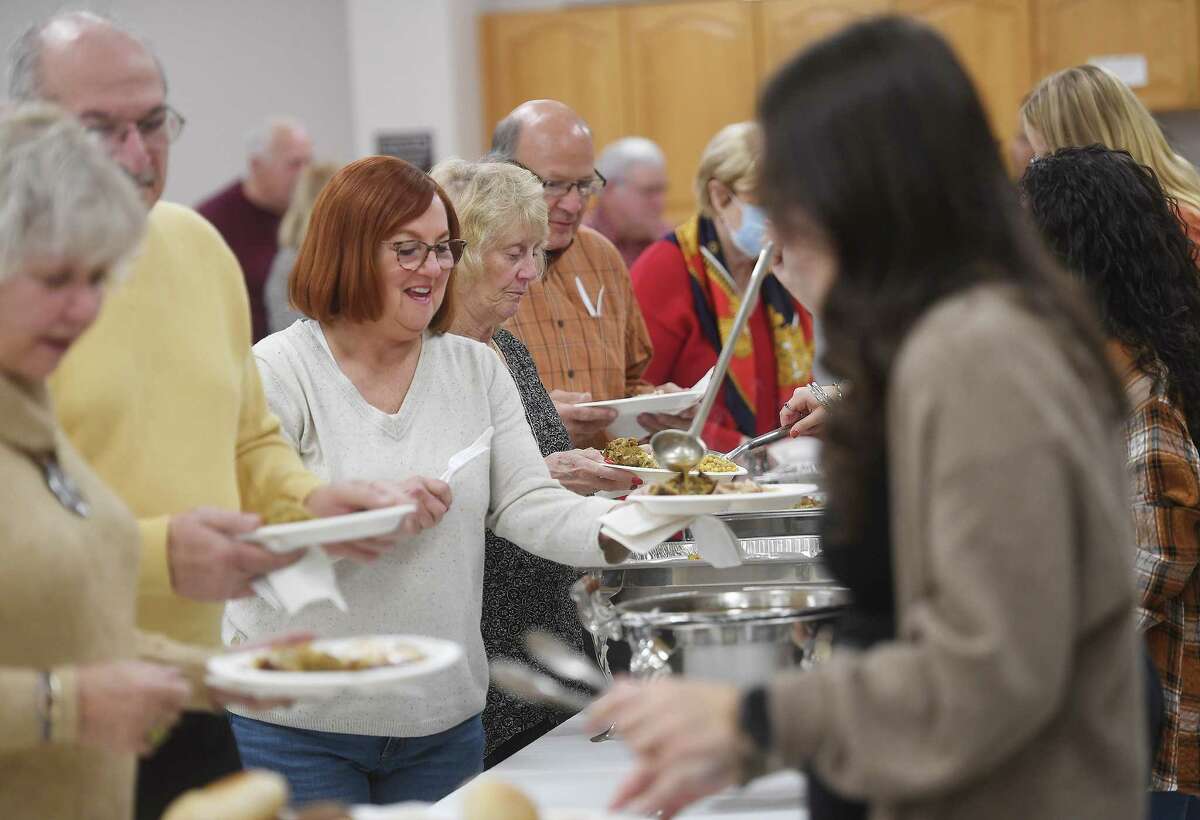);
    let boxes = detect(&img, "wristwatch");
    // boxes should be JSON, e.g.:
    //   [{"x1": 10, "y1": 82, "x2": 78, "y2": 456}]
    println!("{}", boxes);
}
[{"x1": 738, "y1": 686, "x2": 772, "y2": 752}]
